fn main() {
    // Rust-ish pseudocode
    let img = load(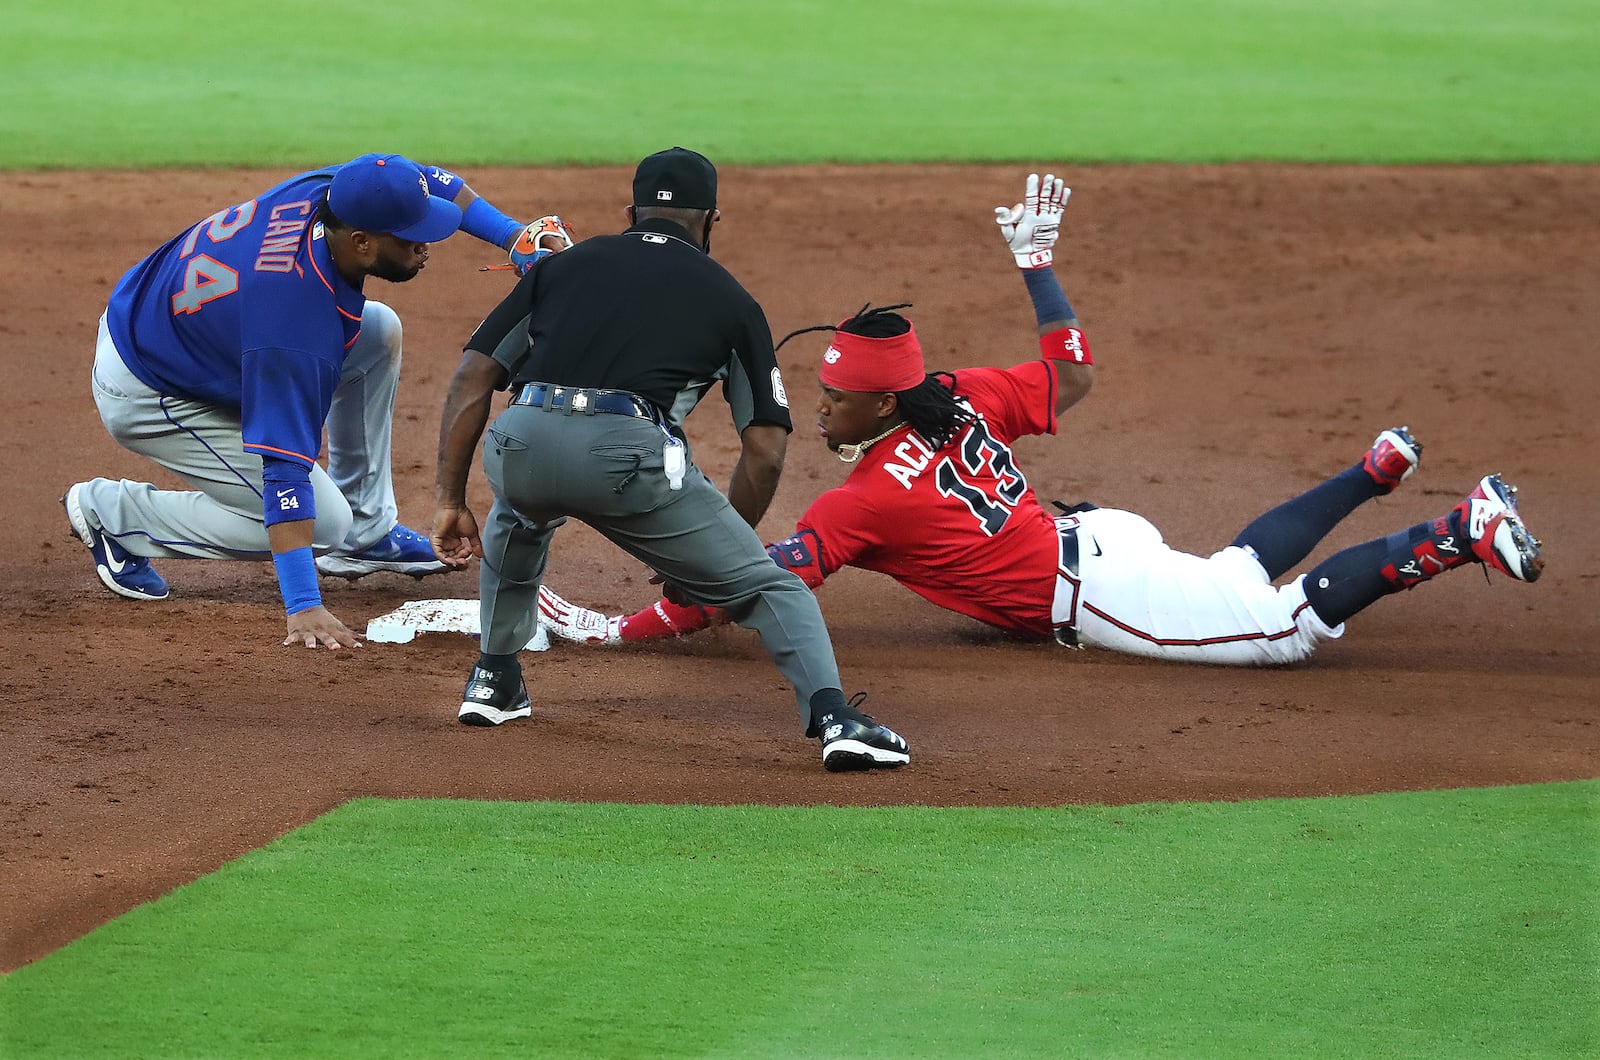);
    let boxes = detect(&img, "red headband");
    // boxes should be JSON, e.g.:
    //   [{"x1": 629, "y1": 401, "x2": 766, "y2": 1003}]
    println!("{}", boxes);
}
[{"x1": 818, "y1": 324, "x2": 926, "y2": 393}]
